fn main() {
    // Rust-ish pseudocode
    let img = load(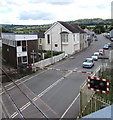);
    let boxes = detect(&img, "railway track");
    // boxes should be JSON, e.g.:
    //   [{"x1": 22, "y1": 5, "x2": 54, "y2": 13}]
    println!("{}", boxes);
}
[{"x1": 0, "y1": 67, "x2": 59, "y2": 119}]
